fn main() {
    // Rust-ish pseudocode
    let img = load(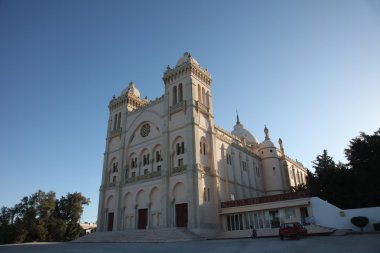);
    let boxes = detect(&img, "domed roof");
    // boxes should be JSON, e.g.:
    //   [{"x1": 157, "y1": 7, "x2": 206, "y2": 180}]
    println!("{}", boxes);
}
[
  {"x1": 176, "y1": 52, "x2": 199, "y2": 67},
  {"x1": 121, "y1": 82, "x2": 140, "y2": 98},
  {"x1": 259, "y1": 125, "x2": 275, "y2": 148},
  {"x1": 260, "y1": 139, "x2": 275, "y2": 149},
  {"x1": 231, "y1": 115, "x2": 258, "y2": 145}
]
